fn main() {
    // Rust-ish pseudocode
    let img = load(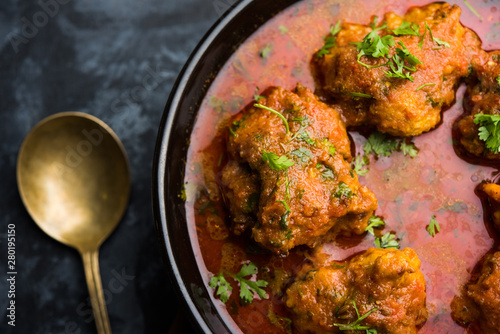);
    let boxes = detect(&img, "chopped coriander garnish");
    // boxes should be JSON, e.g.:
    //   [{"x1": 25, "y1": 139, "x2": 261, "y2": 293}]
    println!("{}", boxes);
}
[
  {"x1": 463, "y1": 0, "x2": 483, "y2": 20},
  {"x1": 329, "y1": 145, "x2": 336, "y2": 156},
  {"x1": 496, "y1": 74, "x2": 500, "y2": 87},
  {"x1": 299, "y1": 131, "x2": 316, "y2": 145},
  {"x1": 209, "y1": 273, "x2": 232, "y2": 303},
  {"x1": 334, "y1": 182, "x2": 354, "y2": 200},
  {"x1": 268, "y1": 313, "x2": 292, "y2": 331},
  {"x1": 353, "y1": 22, "x2": 395, "y2": 68},
  {"x1": 262, "y1": 150, "x2": 295, "y2": 171},
  {"x1": 364, "y1": 131, "x2": 399, "y2": 157},
  {"x1": 375, "y1": 232, "x2": 400, "y2": 249},
  {"x1": 385, "y1": 53, "x2": 415, "y2": 81},
  {"x1": 321, "y1": 139, "x2": 336, "y2": 156},
  {"x1": 321, "y1": 167, "x2": 335, "y2": 180},
  {"x1": 260, "y1": 43, "x2": 273, "y2": 59},
  {"x1": 231, "y1": 262, "x2": 268, "y2": 304},
  {"x1": 330, "y1": 20, "x2": 342, "y2": 36},
  {"x1": 180, "y1": 182, "x2": 197, "y2": 202},
  {"x1": 254, "y1": 87, "x2": 264, "y2": 102},
  {"x1": 433, "y1": 36, "x2": 450, "y2": 48},
  {"x1": 333, "y1": 300, "x2": 378, "y2": 331},
  {"x1": 316, "y1": 21, "x2": 342, "y2": 58},
  {"x1": 254, "y1": 103, "x2": 290, "y2": 133},
  {"x1": 365, "y1": 216, "x2": 386, "y2": 236},
  {"x1": 180, "y1": 187, "x2": 187, "y2": 201},
  {"x1": 349, "y1": 92, "x2": 373, "y2": 98},
  {"x1": 277, "y1": 200, "x2": 291, "y2": 230},
  {"x1": 291, "y1": 147, "x2": 314, "y2": 165},
  {"x1": 473, "y1": 113, "x2": 500, "y2": 153},
  {"x1": 385, "y1": 42, "x2": 421, "y2": 82},
  {"x1": 427, "y1": 215, "x2": 440, "y2": 237},
  {"x1": 419, "y1": 22, "x2": 449, "y2": 49},
  {"x1": 352, "y1": 154, "x2": 369, "y2": 176},
  {"x1": 424, "y1": 22, "x2": 449, "y2": 48},
  {"x1": 290, "y1": 115, "x2": 313, "y2": 141},
  {"x1": 400, "y1": 140, "x2": 418, "y2": 157},
  {"x1": 276, "y1": 199, "x2": 291, "y2": 212},
  {"x1": 278, "y1": 25, "x2": 289, "y2": 34},
  {"x1": 395, "y1": 42, "x2": 421, "y2": 69},
  {"x1": 392, "y1": 21, "x2": 420, "y2": 36},
  {"x1": 415, "y1": 83, "x2": 436, "y2": 91},
  {"x1": 370, "y1": 16, "x2": 379, "y2": 29}
]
